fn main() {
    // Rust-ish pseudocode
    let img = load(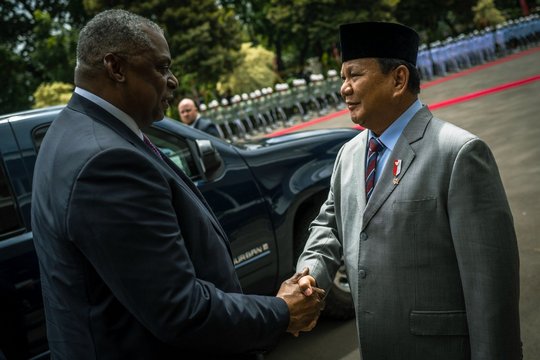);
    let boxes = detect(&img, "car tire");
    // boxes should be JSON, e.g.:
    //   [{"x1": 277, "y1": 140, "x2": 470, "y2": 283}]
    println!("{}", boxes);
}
[{"x1": 294, "y1": 201, "x2": 355, "y2": 320}]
